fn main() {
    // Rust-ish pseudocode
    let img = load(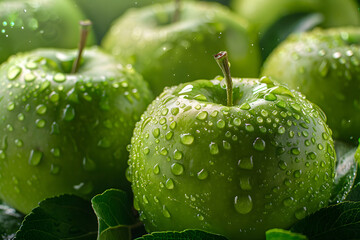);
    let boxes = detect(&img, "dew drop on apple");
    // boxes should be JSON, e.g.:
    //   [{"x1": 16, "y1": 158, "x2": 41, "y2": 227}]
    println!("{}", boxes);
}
[
  {"x1": 171, "y1": 163, "x2": 184, "y2": 176},
  {"x1": 283, "y1": 197, "x2": 294, "y2": 207},
  {"x1": 216, "y1": 119, "x2": 225, "y2": 128},
  {"x1": 165, "y1": 131, "x2": 173, "y2": 140},
  {"x1": 238, "y1": 157, "x2": 254, "y2": 170},
  {"x1": 180, "y1": 134, "x2": 194, "y2": 145},
  {"x1": 0, "y1": 150, "x2": 6, "y2": 160},
  {"x1": 196, "y1": 111, "x2": 208, "y2": 120},
  {"x1": 278, "y1": 160, "x2": 287, "y2": 170},
  {"x1": 152, "y1": 128, "x2": 160, "y2": 138},
  {"x1": 15, "y1": 139, "x2": 23, "y2": 147},
  {"x1": 7, "y1": 66, "x2": 21, "y2": 80},
  {"x1": 153, "y1": 164, "x2": 160, "y2": 175},
  {"x1": 82, "y1": 157, "x2": 96, "y2": 172},
  {"x1": 7, "y1": 102, "x2": 15, "y2": 111},
  {"x1": 197, "y1": 214, "x2": 204, "y2": 221},
  {"x1": 245, "y1": 123, "x2": 254, "y2": 132},
  {"x1": 28, "y1": 149, "x2": 42, "y2": 166},
  {"x1": 291, "y1": 148, "x2": 300, "y2": 155},
  {"x1": 62, "y1": 104, "x2": 75, "y2": 121},
  {"x1": 24, "y1": 73, "x2": 35, "y2": 82},
  {"x1": 50, "y1": 164, "x2": 61, "y2": 175},
  {"x1": 165, "y1": 178, "x2": 174, "y2": 189},
  {"x1": 162, "y1": 205, "x2": 171, "y2": 218},
  {"x1": 295, "y1": 207, "x2": 307, "y2": 220},
  {"x1": 234, "y1": 195, "x2": 253, "y2": 214},
  {"x1": 253, "y1": 137, "x2": 266, "y2": 151},
  {"x1": 197, "y1": 169, "x2": 208, "y2": 180},
  {"x1": 35, "y1": 119, "x2": 46, "y2": 128},
  {"x1": 97, "y1": 138, "x2": 111, "y2": 148},
  {"x1": 53, "y1": 73, "x2": 66, "y2": 83},
  {"x1": 209, "y1": 142, "x2": 219, "y2": 155},
  {"x1": 36, "y1": 104, "x2": 47, "y2": 115},
  {"x1": 73, "y1": 181, "x2": 94, "y2": 195},
  {"x1": 174, "y1": 150, "x2": 183, "y2": 160},
  {"x1": 142, "y1": 195, "x2": 149, "y2": 204}
]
